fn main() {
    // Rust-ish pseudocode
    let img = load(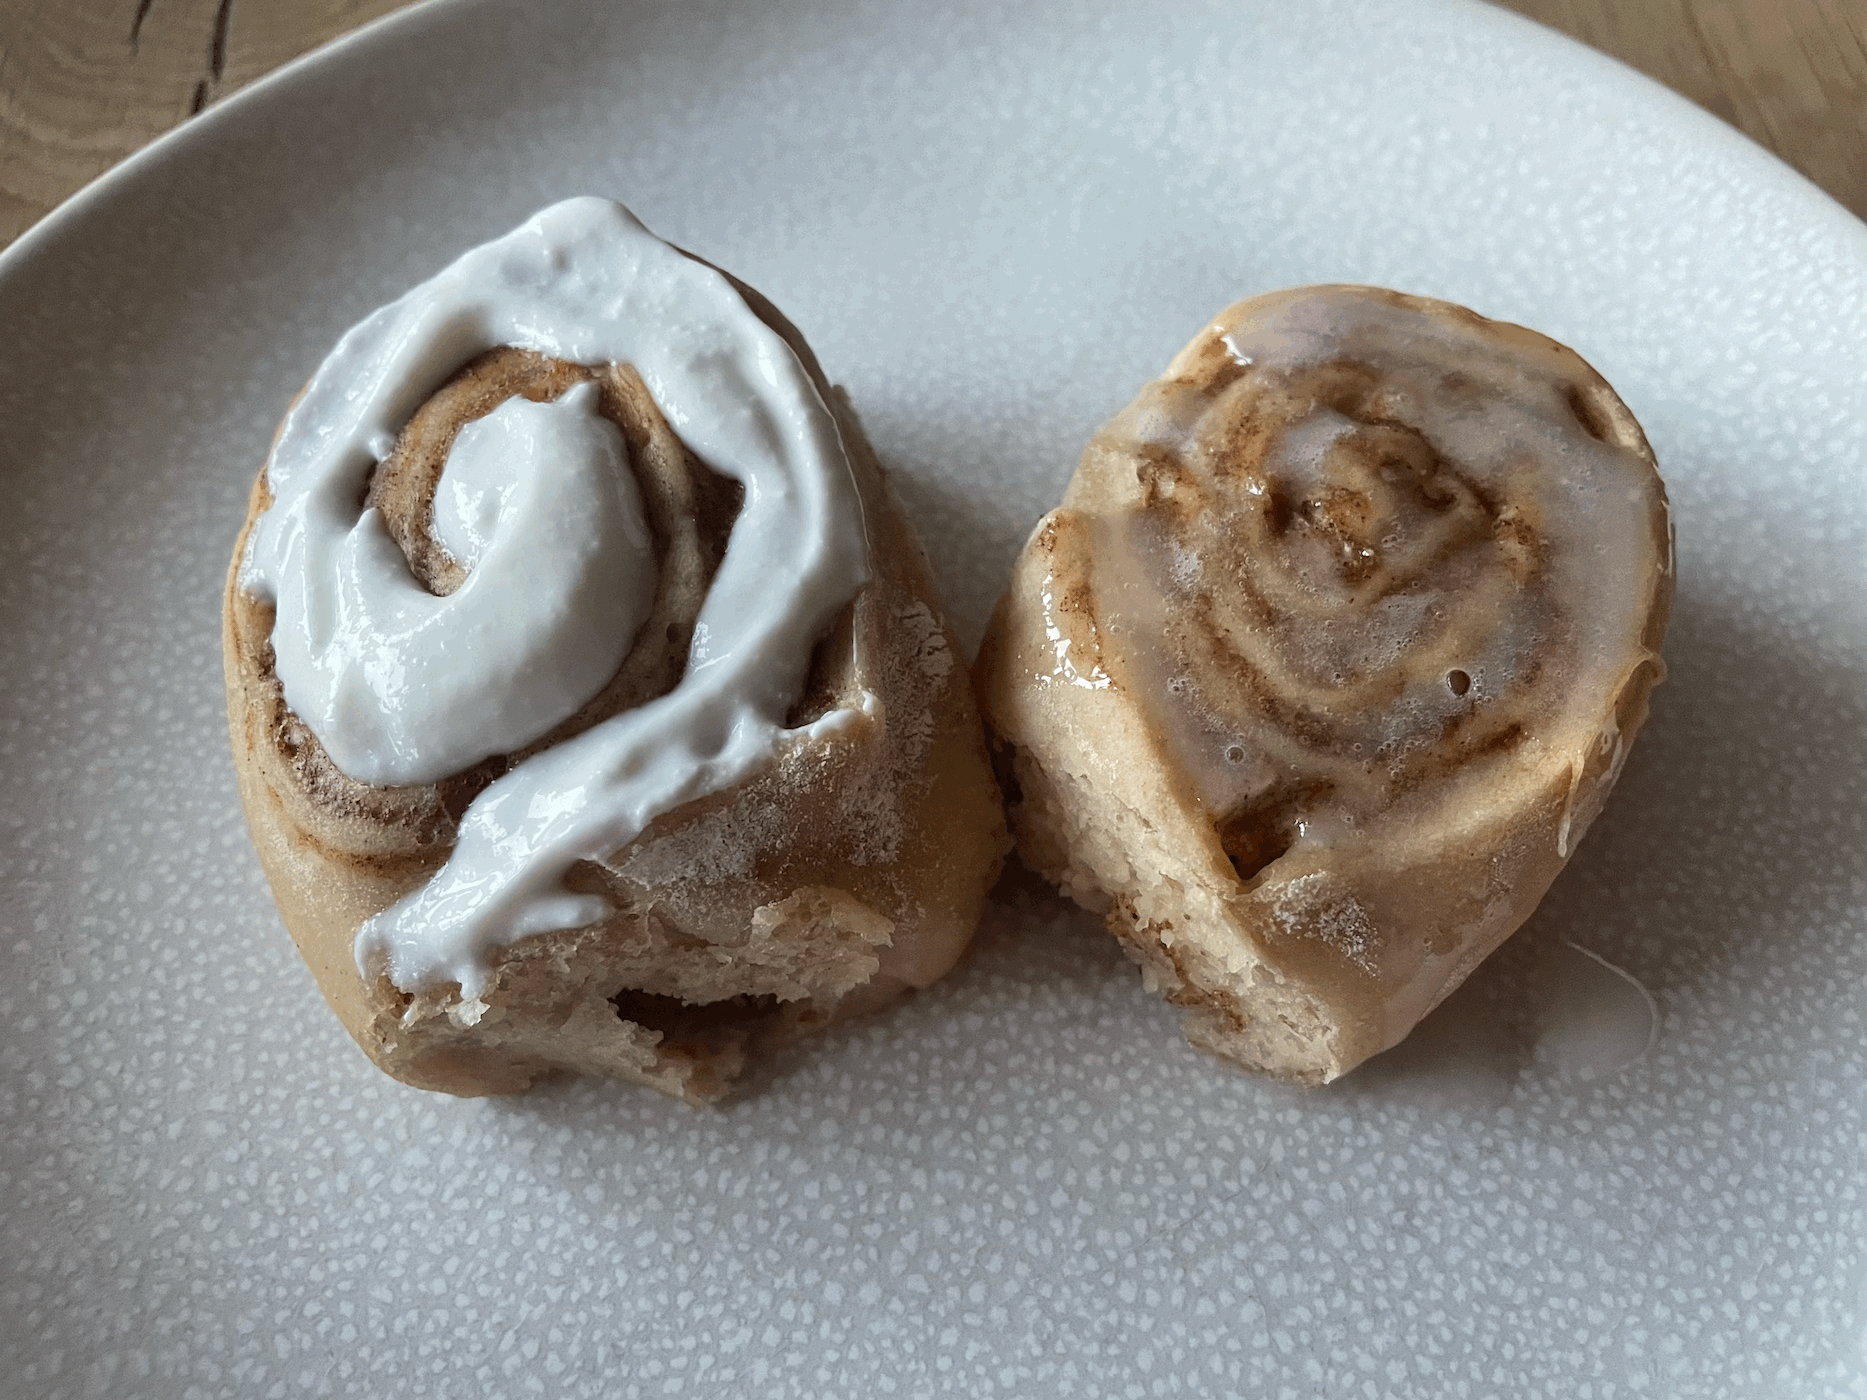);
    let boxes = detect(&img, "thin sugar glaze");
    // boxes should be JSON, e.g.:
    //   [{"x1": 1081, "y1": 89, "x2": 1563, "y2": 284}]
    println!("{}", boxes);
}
[{"x1": 1066, "y1": 285, "x2": 1672, "y2": 883}]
